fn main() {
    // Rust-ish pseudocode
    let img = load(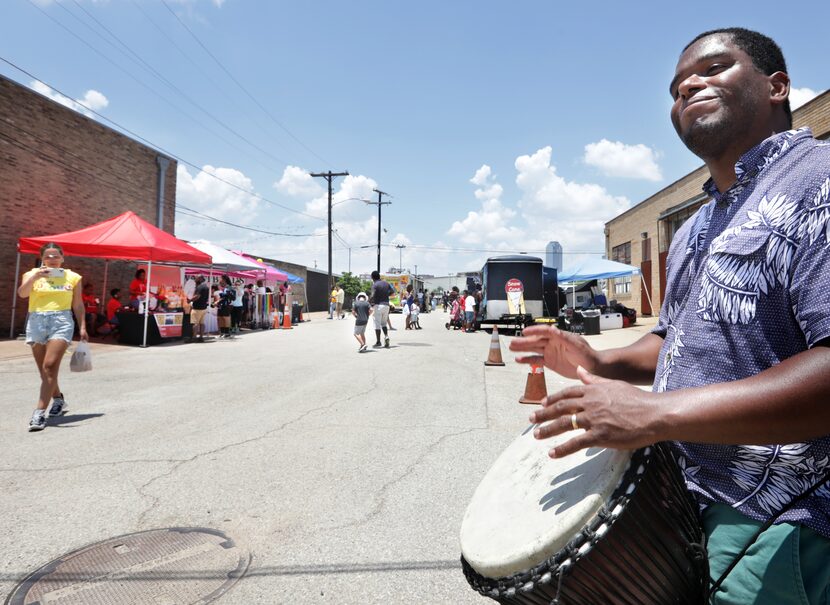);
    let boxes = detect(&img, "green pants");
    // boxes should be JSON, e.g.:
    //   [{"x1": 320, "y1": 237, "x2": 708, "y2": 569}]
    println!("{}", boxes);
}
[{"x1": 704, "y1": 503, "x2": 830, "y2": 605}]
